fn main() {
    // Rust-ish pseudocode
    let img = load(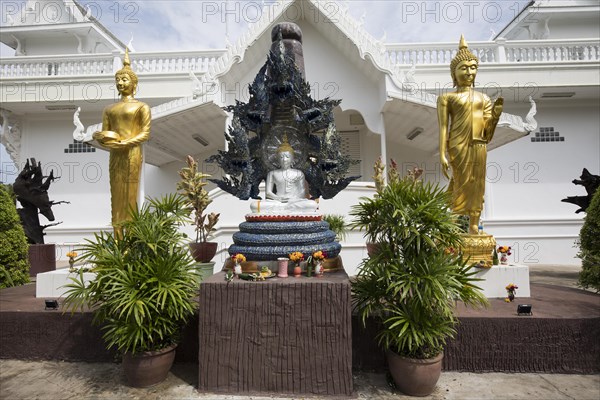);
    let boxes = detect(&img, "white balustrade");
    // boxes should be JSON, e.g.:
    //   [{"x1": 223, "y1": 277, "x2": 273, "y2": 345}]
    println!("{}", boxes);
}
[
  {"x1": 2, "y1": 38, "x2": 596, "y2": 80},
  {"x1": 1, "y1": 50, "x2": 226, "y2": 78},
  {"x1": 386, "y1": 39, "x2": 599, "y2": 65},
  {"x1": 0, "y1": 53, "x2": 113, "y2": 78}
]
